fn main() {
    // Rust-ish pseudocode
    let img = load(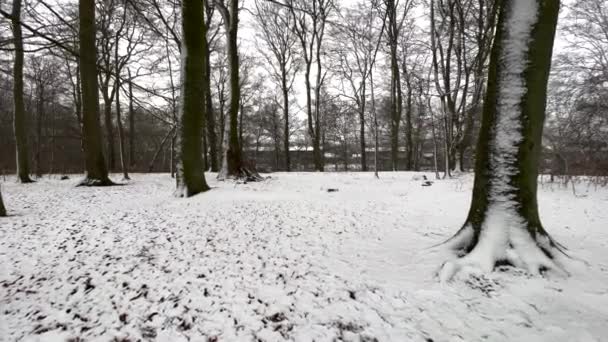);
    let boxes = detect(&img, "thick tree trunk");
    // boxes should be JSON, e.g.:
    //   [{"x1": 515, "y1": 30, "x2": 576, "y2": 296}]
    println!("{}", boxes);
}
[
  {"x1": 78, "y1": 0, "x2": 112, "y2": 186},
  {"x1": 217, "y1": 0, "x2": 243, "y2": 179},
  {"x1": 440, "y1": 0, "x2": 564, "y2": 280},
  {"x1": 174, "y1": 0, "x2": 210, "y2": 197},
  {"x1": 11, "y1": 0, "x2": 33, "y2": 183},
  {"x1": 0, "y1": 186, "x2": 6, "y2": 217}
]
